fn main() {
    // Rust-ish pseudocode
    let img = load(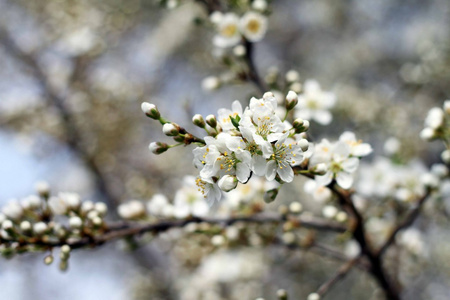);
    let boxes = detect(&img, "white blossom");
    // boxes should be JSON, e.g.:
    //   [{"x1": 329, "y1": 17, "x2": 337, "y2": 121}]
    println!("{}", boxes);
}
[
  {"x1": 213, "y1": 13, "x2": 241, "y2": 48},
  {"x1": 239, "y1": 11, "x2": 268, "y2": 42},
  {"x1": 295, "y1": 80, "x2": 335, "y2": 125}
]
